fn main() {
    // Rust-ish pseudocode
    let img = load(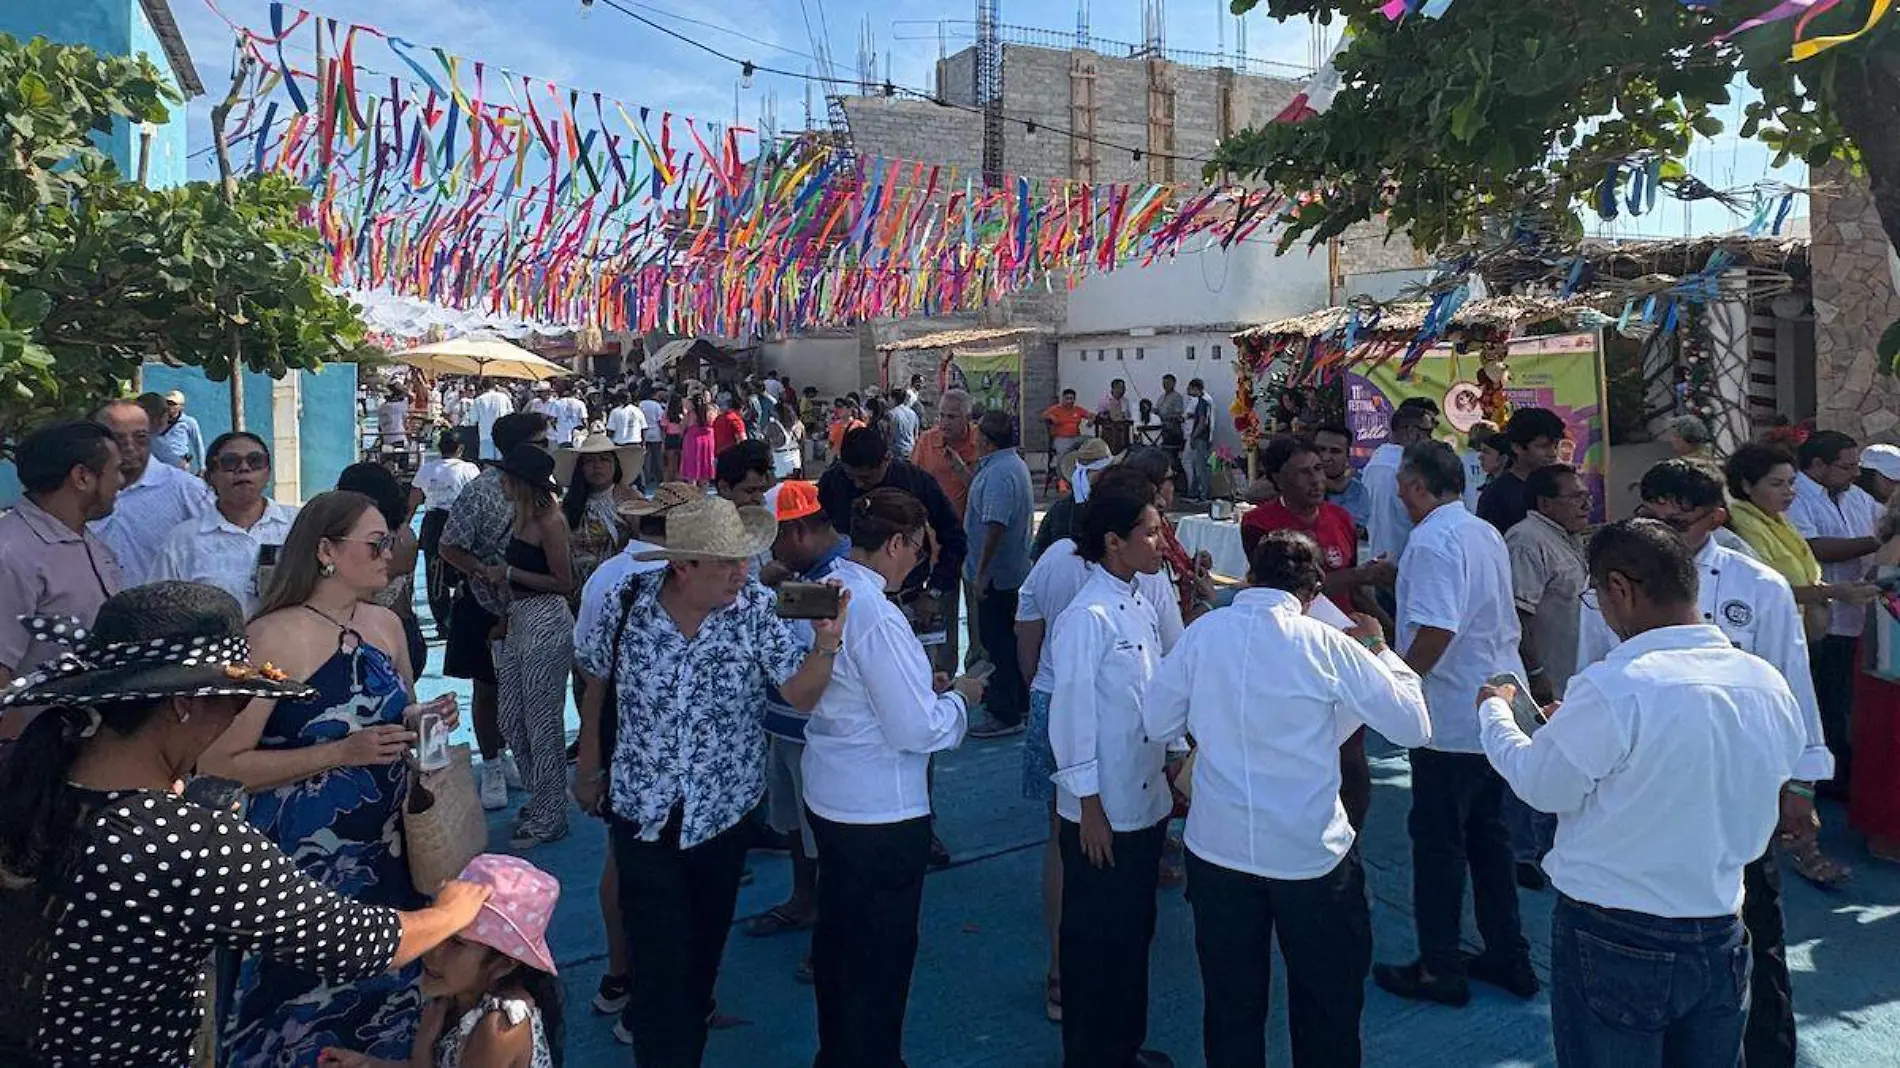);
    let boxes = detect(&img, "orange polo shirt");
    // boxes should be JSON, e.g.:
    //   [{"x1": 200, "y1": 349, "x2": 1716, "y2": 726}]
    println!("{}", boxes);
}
[
  {"x1": 913, "y1": 426, "x2": 981, "y2": 517},
  {"x1": 1043, "y1": 403, "x2": 1089, "y2": 438},
  {"x1": 828, "y1": 417, "x2": 865, "y2": 455}
]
